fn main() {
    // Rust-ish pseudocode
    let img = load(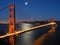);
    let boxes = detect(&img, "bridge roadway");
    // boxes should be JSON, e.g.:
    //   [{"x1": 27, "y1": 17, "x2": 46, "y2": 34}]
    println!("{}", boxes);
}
[{"x1": 0, "y1": 22, "x2": 56, "y2": 38}]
